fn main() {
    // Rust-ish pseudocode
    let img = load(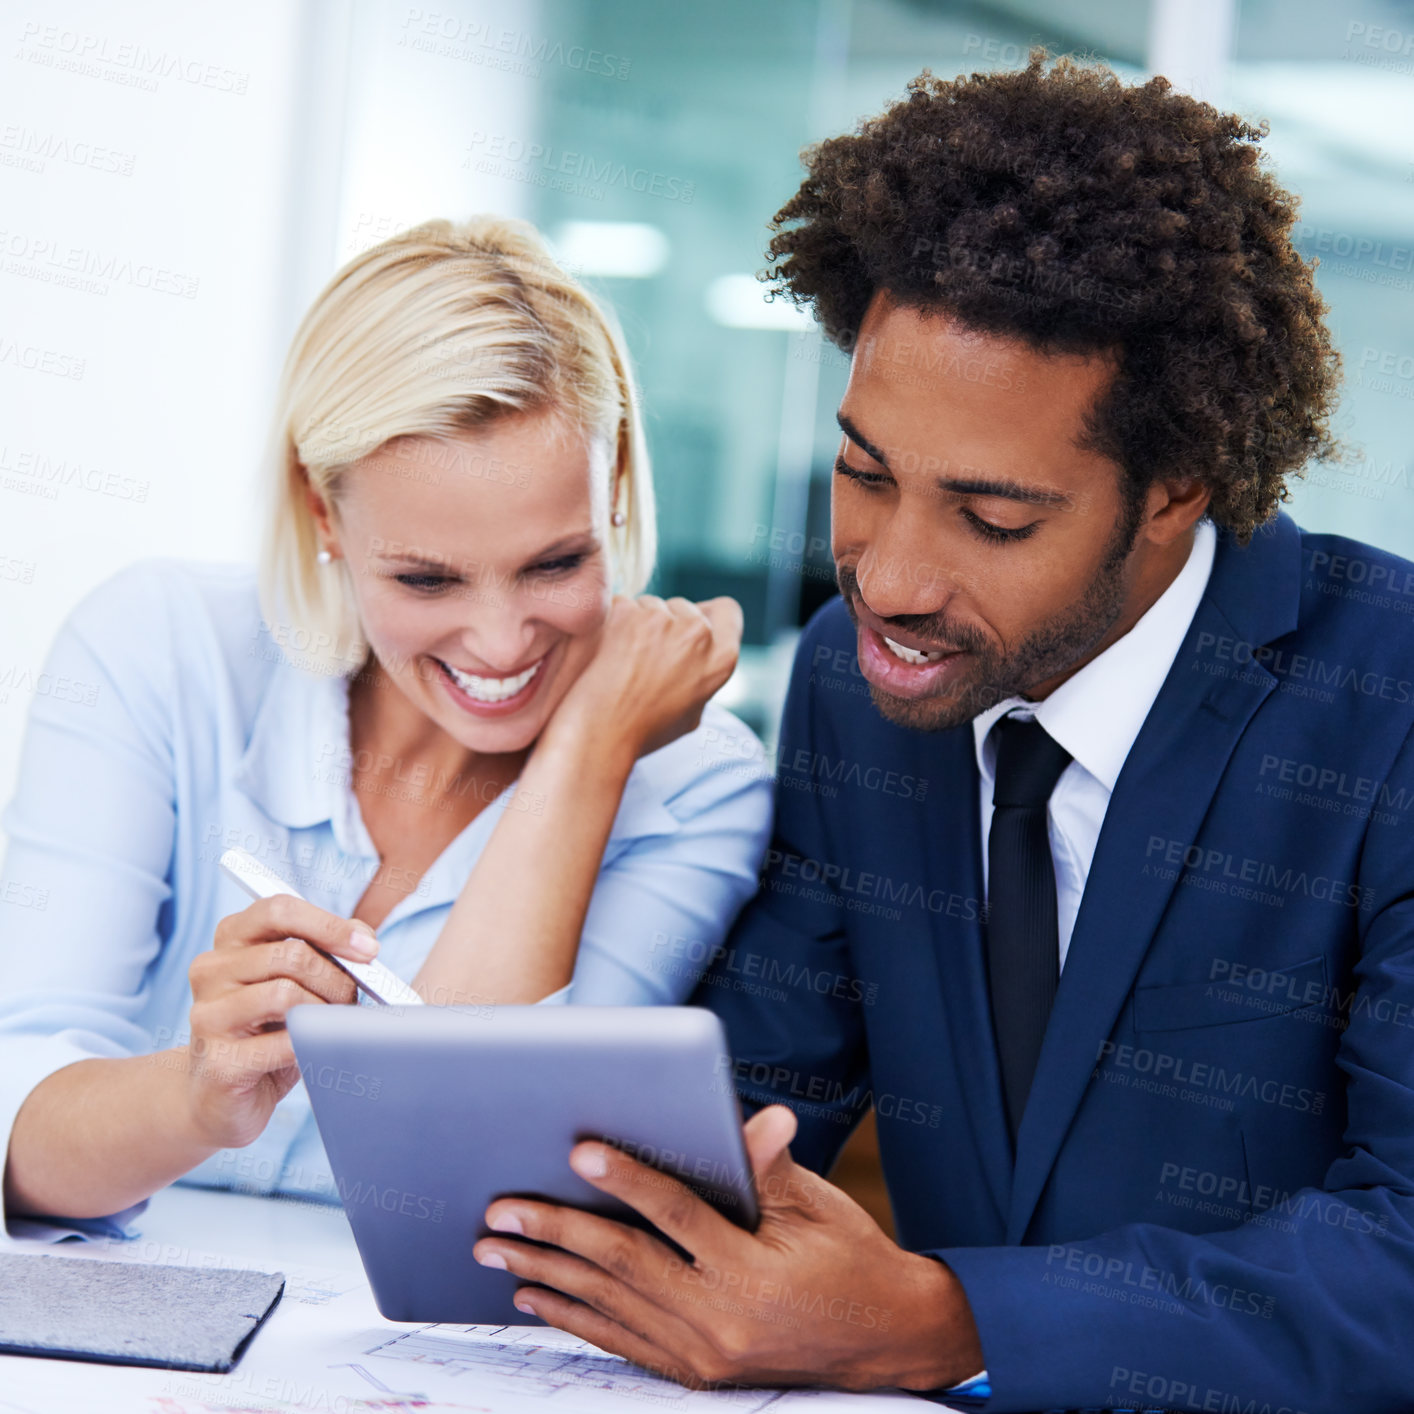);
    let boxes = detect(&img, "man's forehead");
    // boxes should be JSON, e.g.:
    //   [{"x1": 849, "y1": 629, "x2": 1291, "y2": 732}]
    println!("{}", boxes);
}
[
  {"x1": 848, "y1": 293, "x2": 1117, "y2": 445},
  {"x1": 855, "y1": 288, "x2": 1117, "y2": 371},
  {"x1": 857, "y1": 292, "x2": 997, "y2": 358}
]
